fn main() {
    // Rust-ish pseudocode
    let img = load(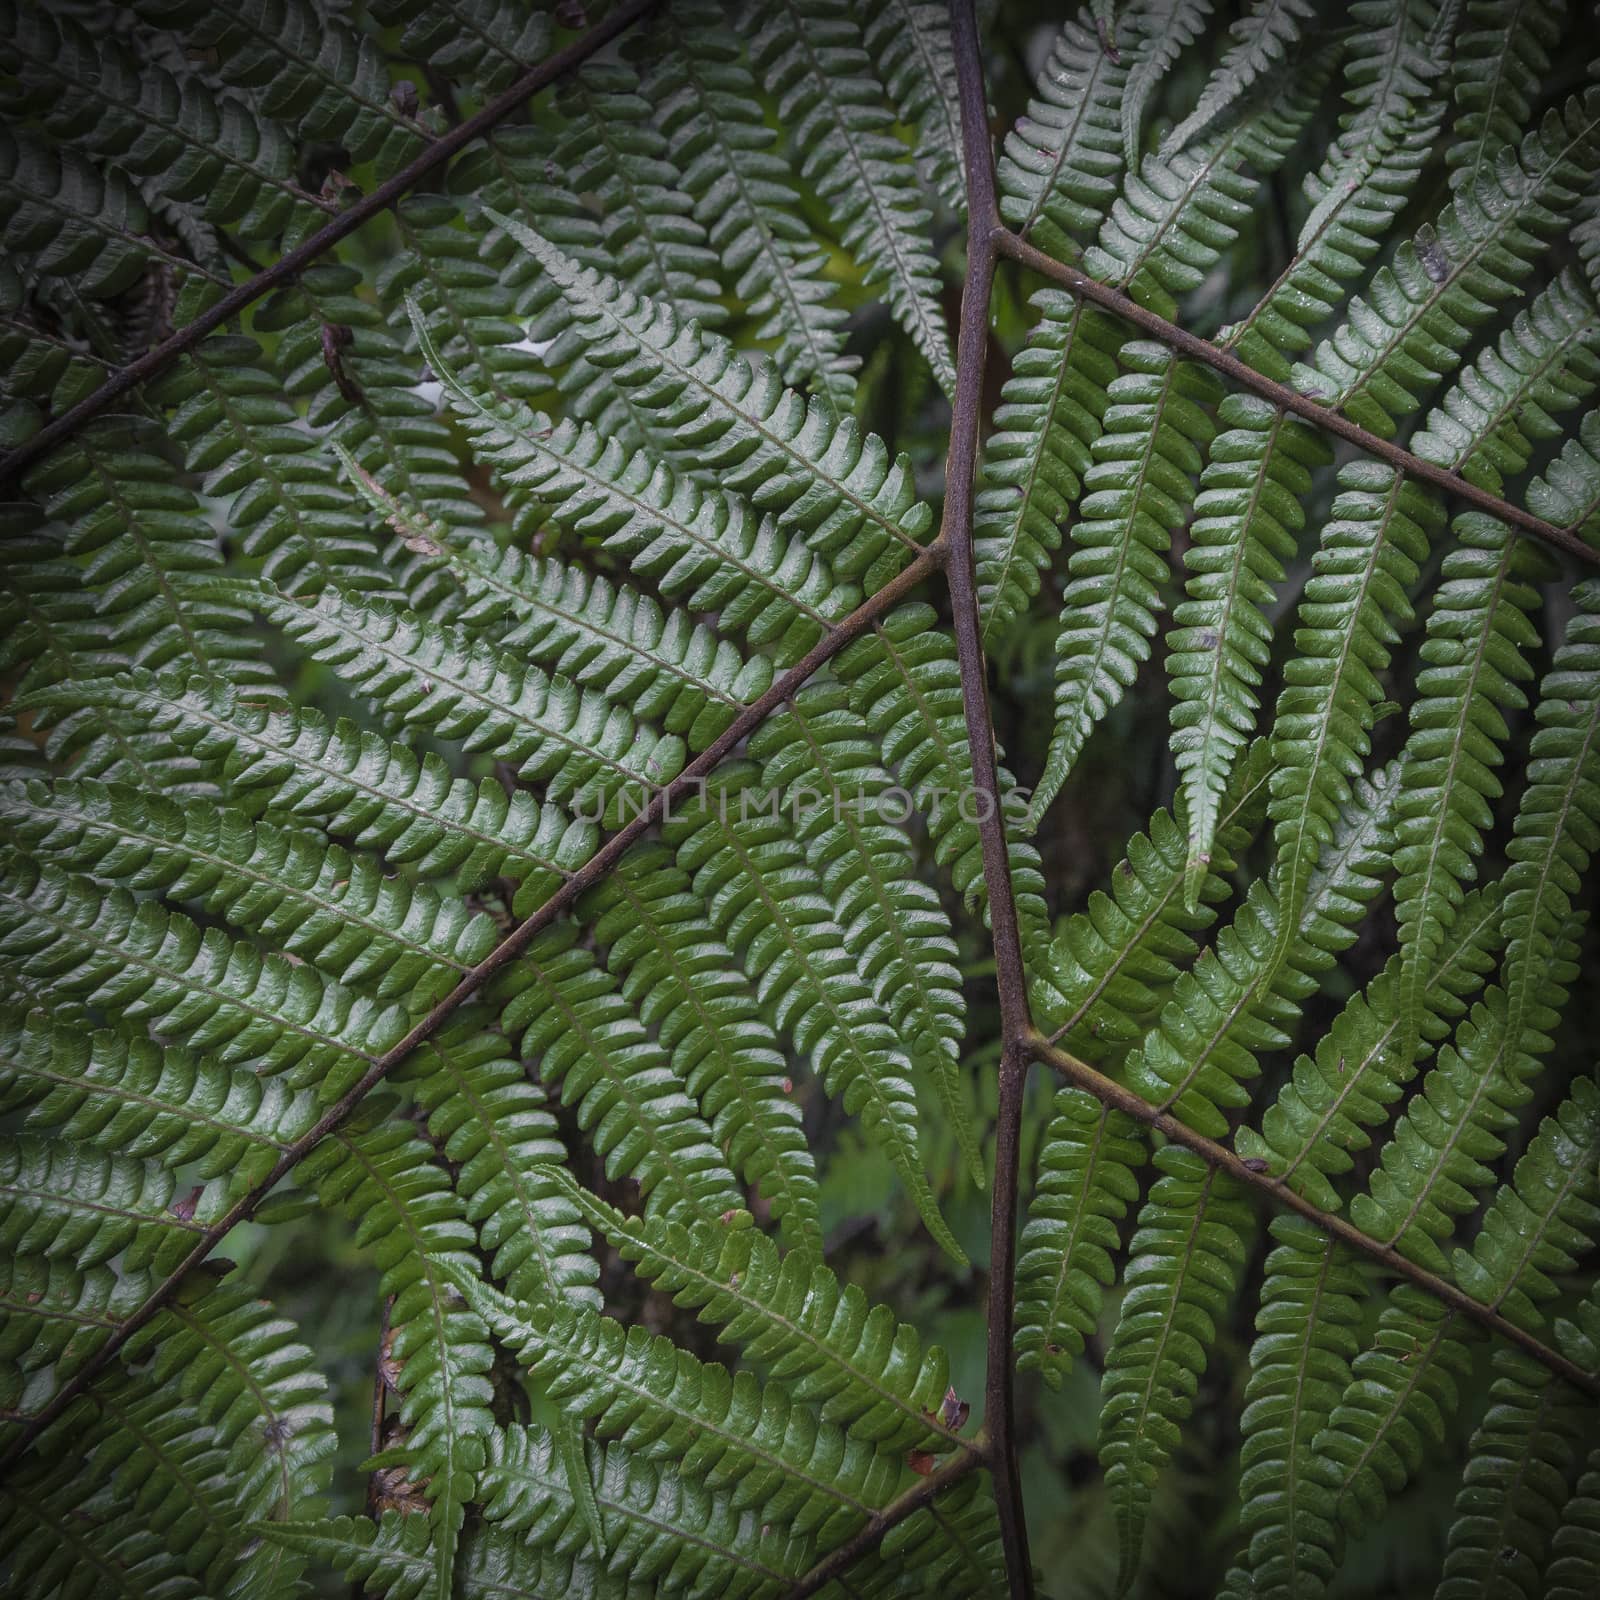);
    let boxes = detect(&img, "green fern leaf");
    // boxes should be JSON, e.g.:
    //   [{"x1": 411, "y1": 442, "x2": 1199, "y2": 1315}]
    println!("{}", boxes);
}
[
  {"x1": 496, "y1": 922, "x2": 744, "y2": 1226},
  {"x1": 1447, "y1": 0, "x2": 1565, "y2": 193},
  {"x1": 1119, "y1": 1, "x2": 1215, "y2": 170},
  {"x1": 1162, "y1": 0, "x2": 1321, "y2": 155},
  {"x1": 743, "y1": 0, "x2": 956, "y2": 393},
  {"x1": 1015, "y1": 1088, "x2": 1145, "y2": 1389},
  {"x1": 579, "y1": 844, "x2": 821, "y2": 1253},
  {"x1": 1099, "y1": 1144, "x2": 1253, "y2": 1593},
  {"x1": 1032, "y1": 341, "x2": 1224, "y2": 826},
  {"x1": 549, "y1": 1168, "x2": 956, "y2": 1452},
  {"x1": 1167, "y1": 398, "x2": 1329, "y2": 902},
  {"x1": 861, "y1": 0, "x2": 967, "y2": 213},
  {"x1": 1530, "y1": 408, "x2": 1600, "y2": 540}
]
